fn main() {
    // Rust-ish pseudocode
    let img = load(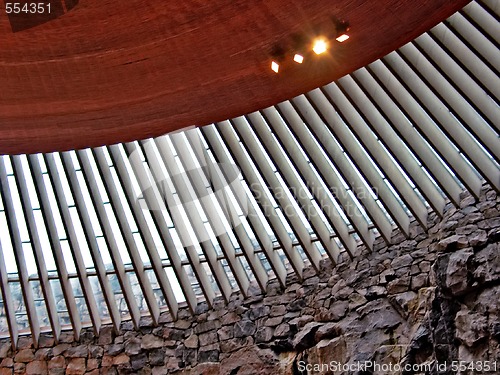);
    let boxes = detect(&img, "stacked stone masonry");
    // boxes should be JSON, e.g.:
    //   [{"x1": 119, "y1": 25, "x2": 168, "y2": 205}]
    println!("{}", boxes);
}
[{"x1": 0, "y1": 184, "x2": 499, "y2": 374}]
